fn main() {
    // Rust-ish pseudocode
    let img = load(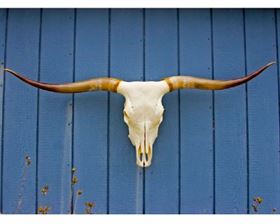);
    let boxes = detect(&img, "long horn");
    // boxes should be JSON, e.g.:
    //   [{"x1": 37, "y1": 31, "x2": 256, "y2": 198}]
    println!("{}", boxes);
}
[
  {"x1": 3, "y1": 68, "x2": 122, "y2": 93},
  {"x1": 164, "y1": 61, "x2": 275, "y2": 92}
]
